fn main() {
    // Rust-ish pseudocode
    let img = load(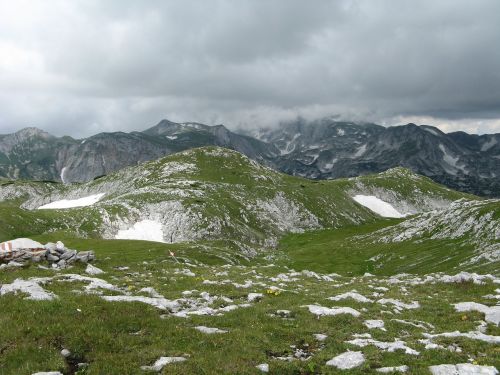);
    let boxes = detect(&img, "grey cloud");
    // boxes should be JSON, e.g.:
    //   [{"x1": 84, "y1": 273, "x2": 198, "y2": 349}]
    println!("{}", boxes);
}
[{"x1": 0, "y1": 0, "x2": 499, "y2": 137}]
